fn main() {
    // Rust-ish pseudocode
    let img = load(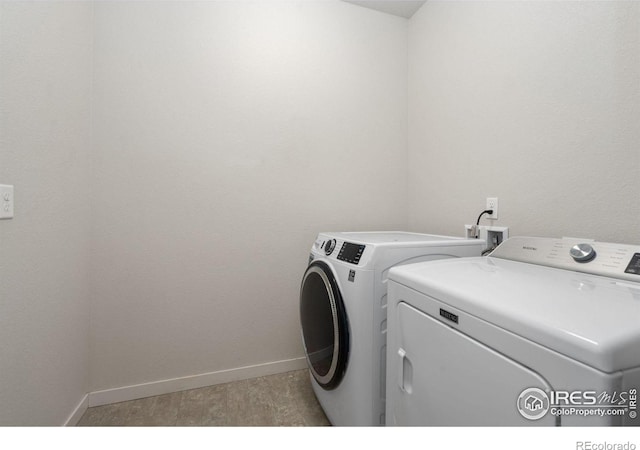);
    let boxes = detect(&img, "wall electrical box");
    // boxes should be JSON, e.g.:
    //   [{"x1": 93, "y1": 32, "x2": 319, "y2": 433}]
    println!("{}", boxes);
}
[{"x1": 464, "y1": 225, "x2": 509, "y2": 253}]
